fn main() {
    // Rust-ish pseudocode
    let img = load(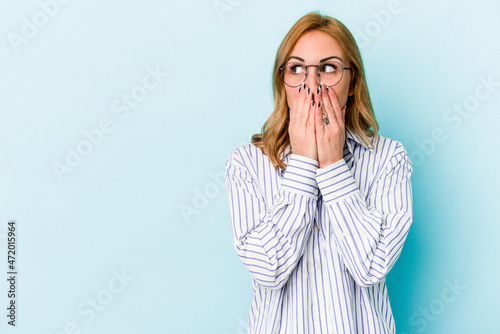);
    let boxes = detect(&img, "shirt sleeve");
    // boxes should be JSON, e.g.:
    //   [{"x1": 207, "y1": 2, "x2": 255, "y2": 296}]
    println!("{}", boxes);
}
[
  {"x1": 316, "y1": 143, "x2": 413, "y2": 288},
  {"x1": 225, "y1": 149, "x2": 319, "y2": 290}
]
